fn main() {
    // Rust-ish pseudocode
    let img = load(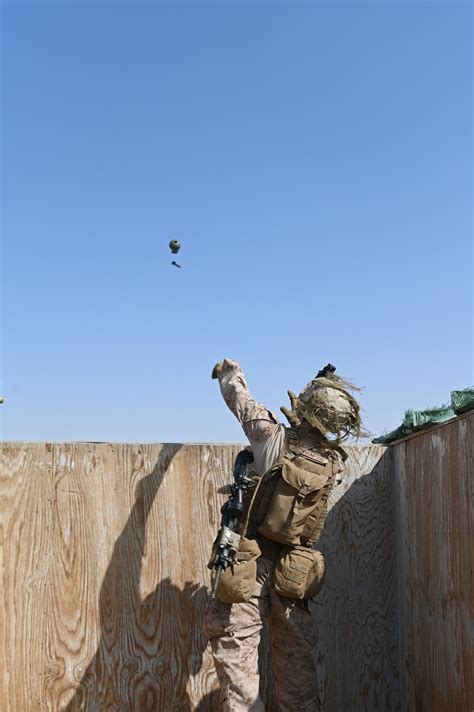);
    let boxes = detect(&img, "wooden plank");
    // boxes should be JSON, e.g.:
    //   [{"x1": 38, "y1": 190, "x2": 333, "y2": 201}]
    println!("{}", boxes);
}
[
  {"x1": 393, "y1": 412, "x2": 473, "y2": 711},
  {"x1": 45, "y1": 443, "x2": 133, "y2": 710},
  {"x1": 1, "y1": 443, "x2": 53, "y2": 710},
  {"x1": 315, "y1": 444, "x2": 400, "y2": 711}
]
